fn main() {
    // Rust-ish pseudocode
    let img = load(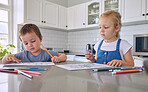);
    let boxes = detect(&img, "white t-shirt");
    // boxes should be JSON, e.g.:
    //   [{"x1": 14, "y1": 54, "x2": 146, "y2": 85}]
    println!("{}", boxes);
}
[{"x1": 94, "y1": 39, "x2": 132, "y2": 61}]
